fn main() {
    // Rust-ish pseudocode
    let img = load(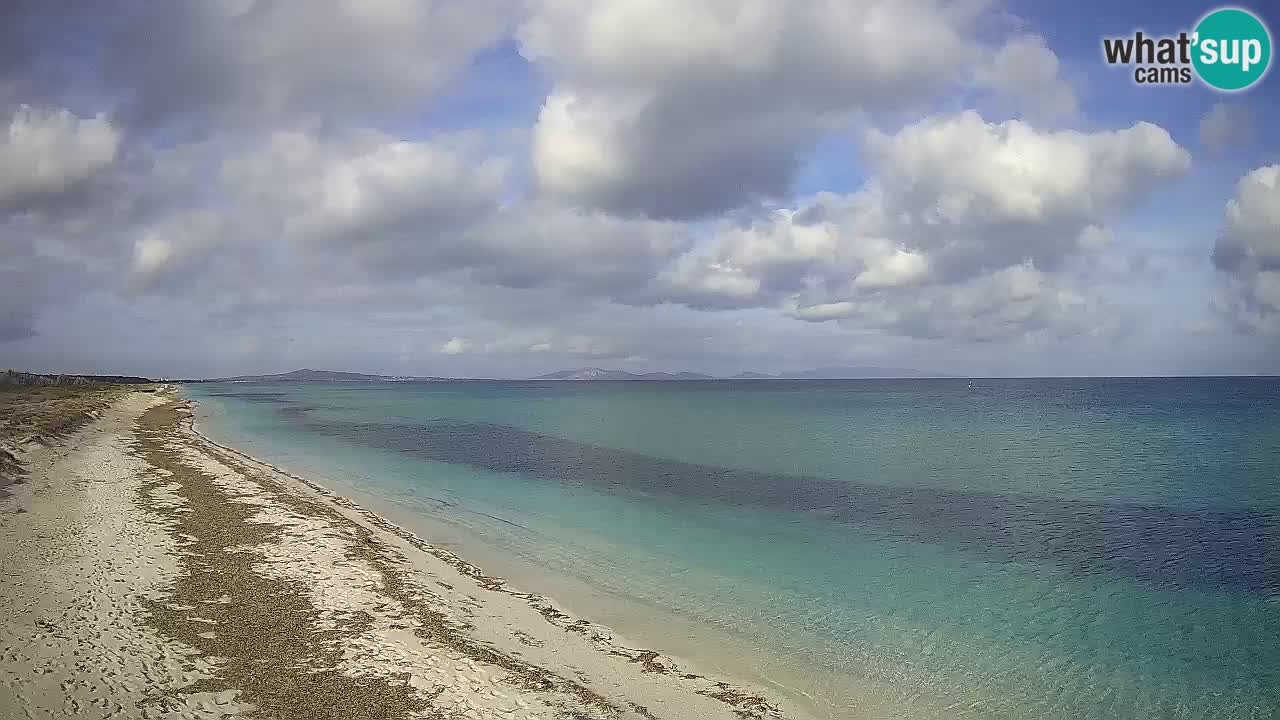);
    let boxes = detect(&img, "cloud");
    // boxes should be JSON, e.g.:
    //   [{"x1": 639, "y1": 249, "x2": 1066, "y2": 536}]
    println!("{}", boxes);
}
[
  {"x1": 0, "y1": 106, "x2": 120, "y2": 209},
  {"x1": 126, "y1": 210, "x2": 233, "y2": 294},
  {"x1": 864, "y1": 112, "x2": 1189, "y2": 270},
  {"x1": 130, "y1": 235, "x2": 175, "y2": 278},
  {"x1": 1212, "y1": 165, "x2": 1280, "y2": 334},
  {"x1": 976, "y1": 34, "x2": 1077, "y2": 123},
  {"x1": 656, "y1": 111, "x2": 1189, "y2": 339},
  {"x1": 866, "y1": 112, "x2": 1189, "y2": 226},
  {"x1": 99, "y1": 1, "x2": 513, "y2": 130},
  {"x1": 521, "y1": 0, "x2": 986, "y2": 219},
  {"x1": 1199, "y1": 102, "x2": 1255, "y2": 153},
  {"x1": 787, "y1": 263, "x2": 1112, "y2": 342},
  {"x1": 225, "y1": 129, "x2": 509, "y2": 256},
  {"x1": 0, "y1": 242, "x2": 94, "y2": 344},
  {"x1": 440, "y1": 337, "x2": 471, "y2": 354},
  {"x1": 0, "y1": 269, "x2": 39, "y2": 342},
  {"x1": 0, "y1": 311, "x2": 37, "y2": 342},
  {"x1": 466, "y1": 203, "x2": 690, "y2": 297},
  {"x1": 50, "y1": 125, "x2": 699, "y2": 358},
  {"x1": 214, "y1": 128, "x2": 691, "y2": 298},
  {"x1": 2, "y1": 2, "x2": 1269, "y2": 377}
]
